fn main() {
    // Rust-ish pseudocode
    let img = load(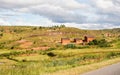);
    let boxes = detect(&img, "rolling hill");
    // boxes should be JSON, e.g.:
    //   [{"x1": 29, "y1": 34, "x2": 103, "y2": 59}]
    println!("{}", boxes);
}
[{"x1": 0, "y1": 26, "x2": 119, "y2": 49}]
